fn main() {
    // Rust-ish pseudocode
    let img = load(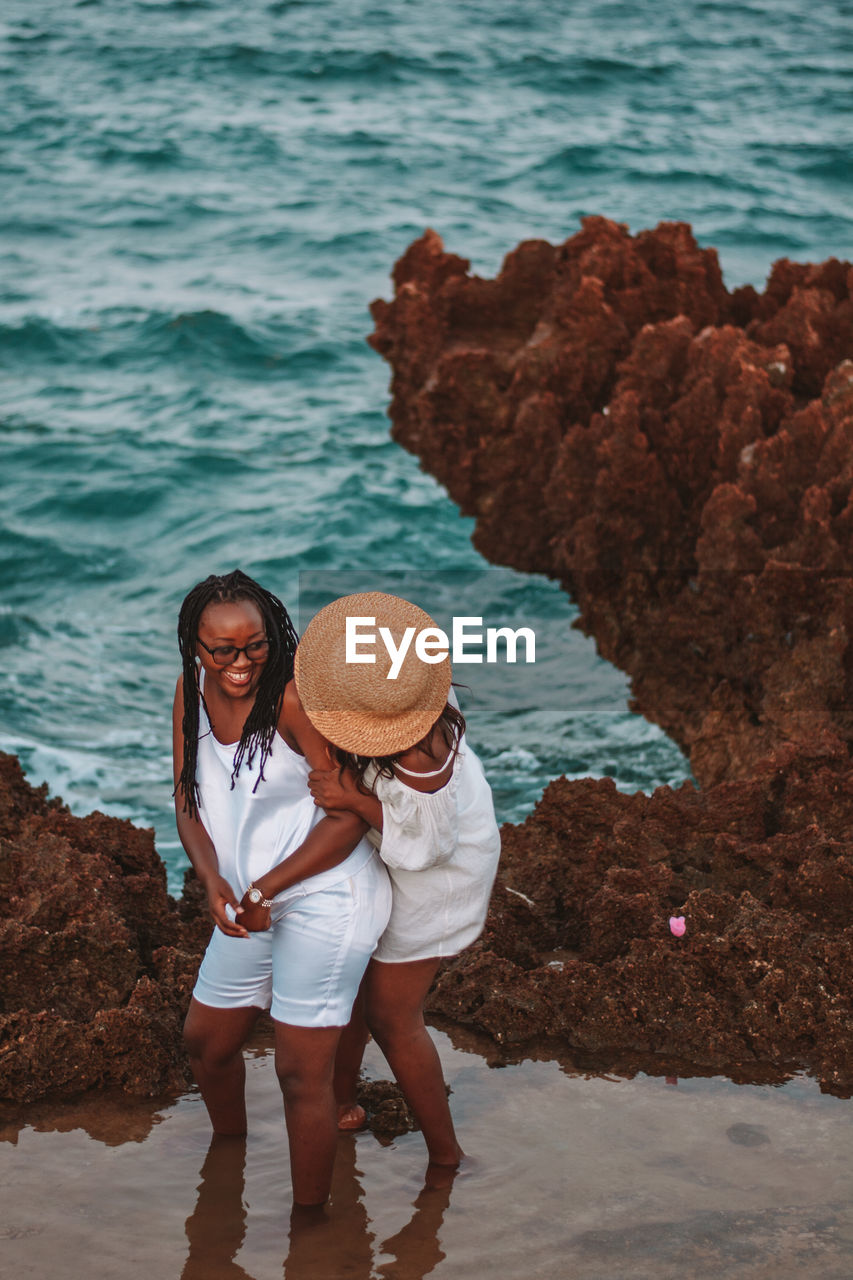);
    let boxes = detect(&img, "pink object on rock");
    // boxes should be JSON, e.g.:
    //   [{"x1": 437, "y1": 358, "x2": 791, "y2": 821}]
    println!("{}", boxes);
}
[{"x1": 669, "y1": 916, "x2": 687, "y2": 937}]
